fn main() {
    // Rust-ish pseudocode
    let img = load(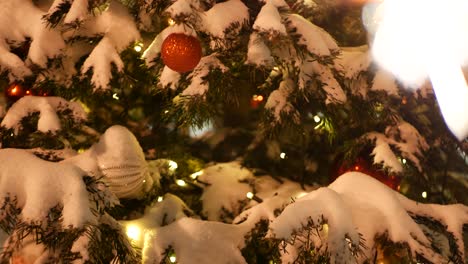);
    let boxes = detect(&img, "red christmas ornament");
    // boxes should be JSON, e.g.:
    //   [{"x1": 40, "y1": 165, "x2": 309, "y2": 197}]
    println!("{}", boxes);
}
[
  {"x1": 5, "y1": 83, "x2": 50, "y2": 104},
  {"x1": 5, "y1": 83, "x2": 29, "y2": 102},
  {"x1": 331, "y1": 156, "x2": 401, "y2": 190},
  {"x1": 161, "y1": 33, "x2": 202, "y2": 73}
]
